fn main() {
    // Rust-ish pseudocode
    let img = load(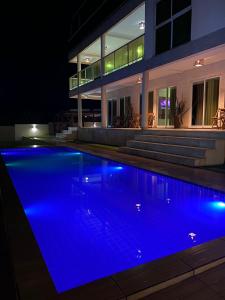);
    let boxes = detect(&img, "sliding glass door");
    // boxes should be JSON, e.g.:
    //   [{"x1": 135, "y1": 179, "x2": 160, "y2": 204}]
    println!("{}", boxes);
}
[
  {"x1": 108, "y1": 100, "x2": 117, "y2": 127},
  {"x1": 192, "y1": 78, "x2": 219, "y2": 126},
  {"x1": 158, "y1": 87, "x2": 176, "y2": 126}
]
